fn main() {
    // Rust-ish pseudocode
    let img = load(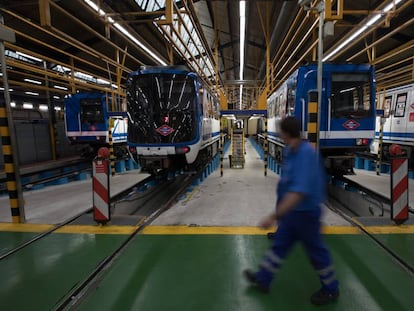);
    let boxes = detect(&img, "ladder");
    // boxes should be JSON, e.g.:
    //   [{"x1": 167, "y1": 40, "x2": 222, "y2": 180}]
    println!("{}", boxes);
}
[{"x1": 230, "y1": 128, "x2": 245, "y2": 168}]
